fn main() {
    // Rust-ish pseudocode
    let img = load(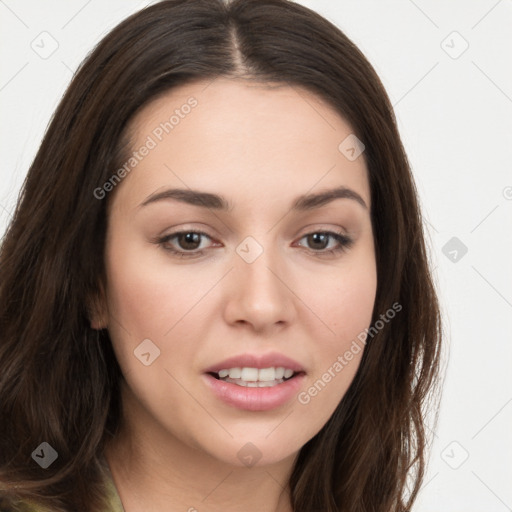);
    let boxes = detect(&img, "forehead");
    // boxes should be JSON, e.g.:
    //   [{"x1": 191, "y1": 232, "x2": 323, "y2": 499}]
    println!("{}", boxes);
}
[{"x1": 112, "y1": 77, "x2": 370, "y2": 212}]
